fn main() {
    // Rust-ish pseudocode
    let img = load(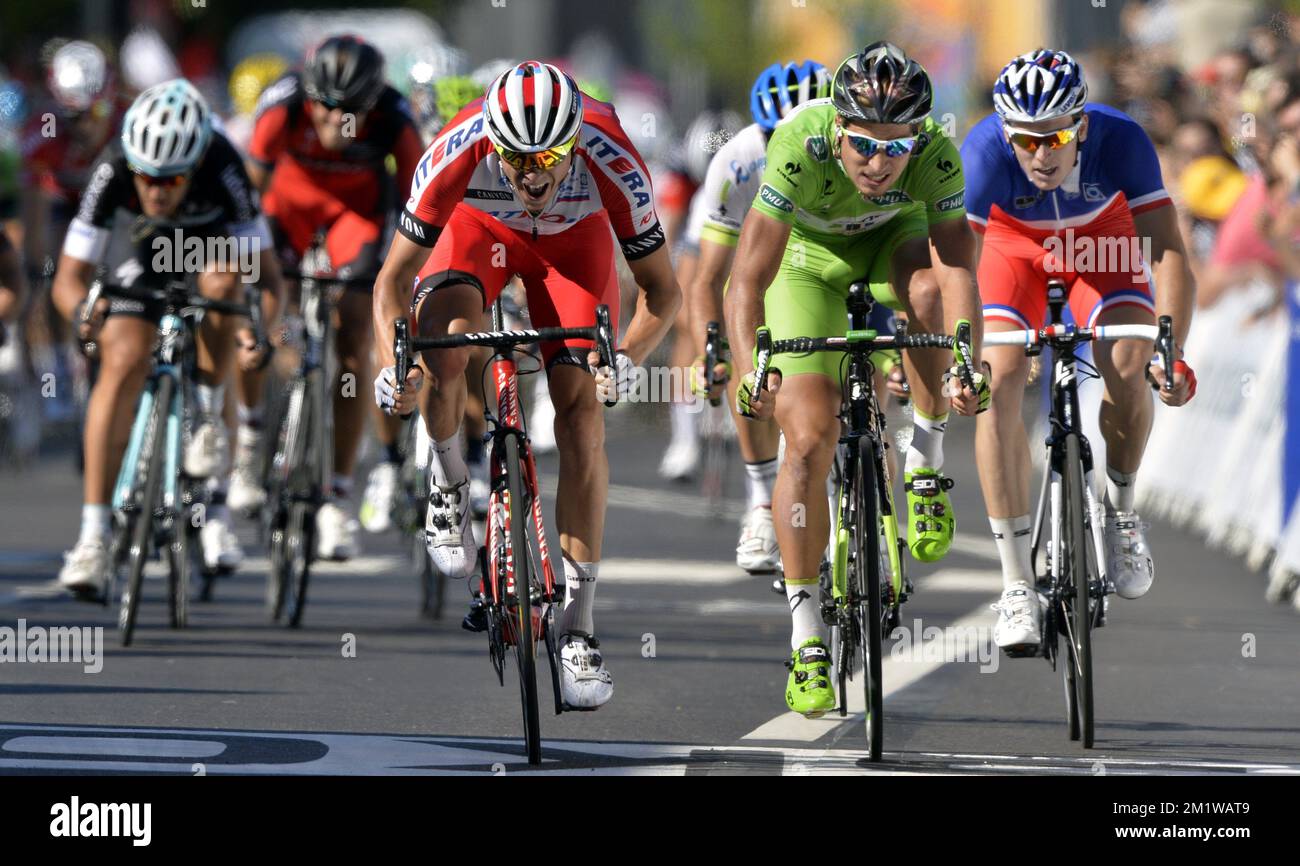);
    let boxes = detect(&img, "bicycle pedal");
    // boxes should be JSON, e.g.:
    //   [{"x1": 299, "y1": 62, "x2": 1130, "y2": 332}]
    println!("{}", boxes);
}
[
  {"x1": 561, "y1": 702, "x2": 600, "y2": 713},
  {"x1": 1001, "y1": 643, "x2": 1042, "y2": 659}
]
